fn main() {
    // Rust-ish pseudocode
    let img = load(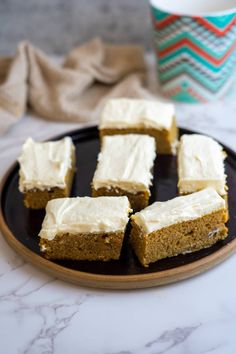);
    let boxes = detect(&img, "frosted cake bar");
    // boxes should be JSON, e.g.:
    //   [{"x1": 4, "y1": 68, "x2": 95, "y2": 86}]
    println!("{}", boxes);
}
[
  {"x1": 99, "y1": 98, "x2": 178, "y2": 154},
  {"x1": 130, "y1": 188, "x2": 228, "y2": 267},
  {"x1": 92, "y1": 134, "x2": 156, "y2": 211},
  {"x1": 39, "y1": 196, "x2": 132, "y2": 261},
  {"x1": 178, "y1": 134, "x2": 227, "y2": 197},
  {"x1": 18, "y1": 137, "x2": 76, "y2": 209}
]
